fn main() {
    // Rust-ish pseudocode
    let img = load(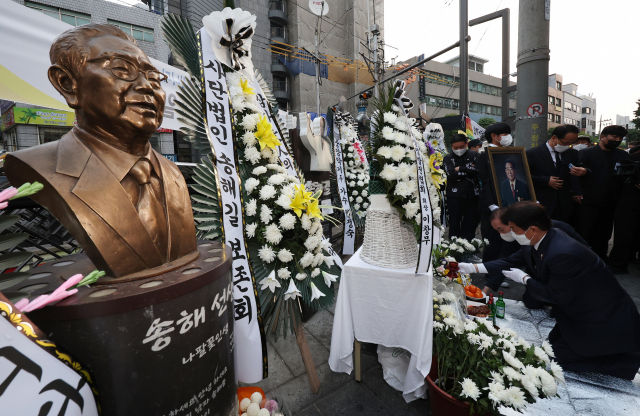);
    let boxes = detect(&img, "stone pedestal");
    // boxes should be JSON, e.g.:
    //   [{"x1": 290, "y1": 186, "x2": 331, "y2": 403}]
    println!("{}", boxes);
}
[{"x1": 17, "y1": 241, "x2": 236, "y2": 416}]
